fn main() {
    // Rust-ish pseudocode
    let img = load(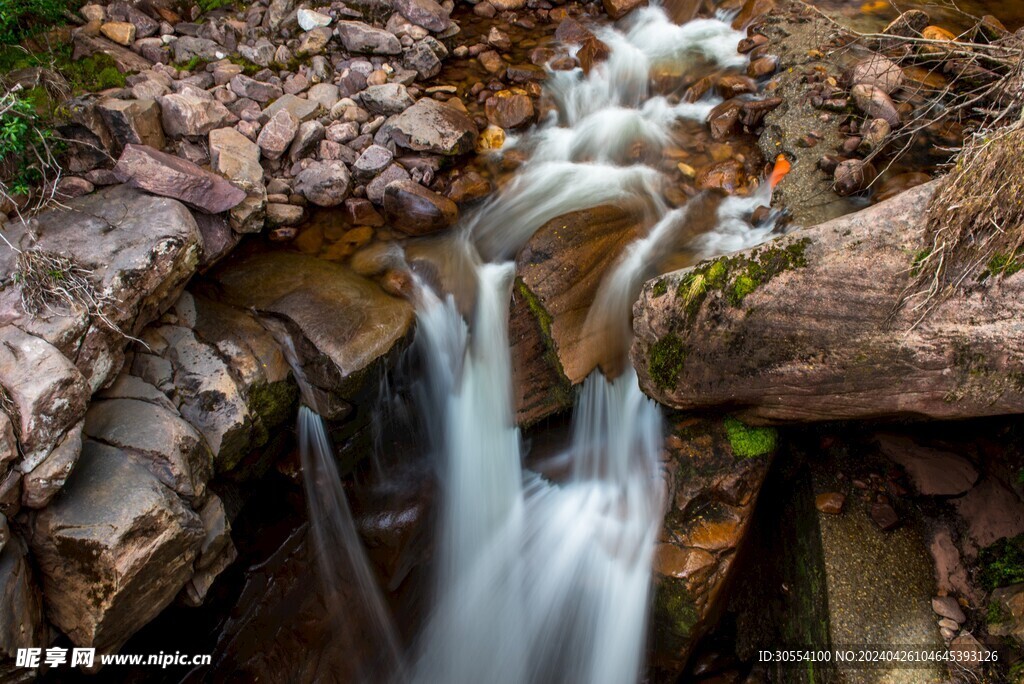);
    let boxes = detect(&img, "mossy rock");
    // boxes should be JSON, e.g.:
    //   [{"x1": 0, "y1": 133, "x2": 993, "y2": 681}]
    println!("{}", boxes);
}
[{"x1": 724, "y1": 416, "x2": 777, "y2": 458}]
